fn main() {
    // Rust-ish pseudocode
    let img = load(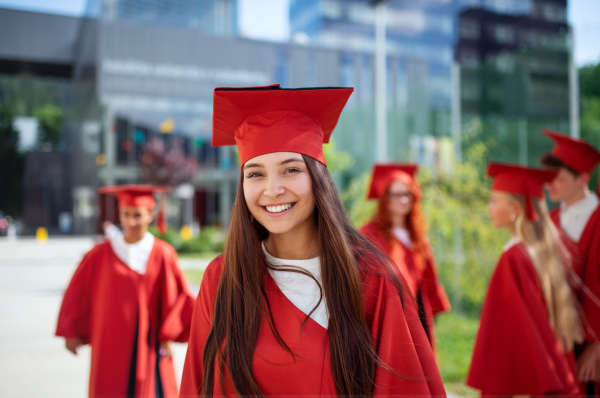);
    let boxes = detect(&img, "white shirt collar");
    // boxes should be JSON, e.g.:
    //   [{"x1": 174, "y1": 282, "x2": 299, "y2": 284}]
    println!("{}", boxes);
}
[
  {"x1": 105, "y1": 224, "x2": 155, "y2": 274},
  {"x1": 261, "y1": 242, "x2": 328, "y2": 329},
  {"x1": 391, "y1": 227, "x2": 413, "y2": 249},
  {"x1": 503, "y1": 237, "x2": 520, "y2": 252},
  {"x1": 560, "y1": 193, "x2": 599, "y2": 242}
]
